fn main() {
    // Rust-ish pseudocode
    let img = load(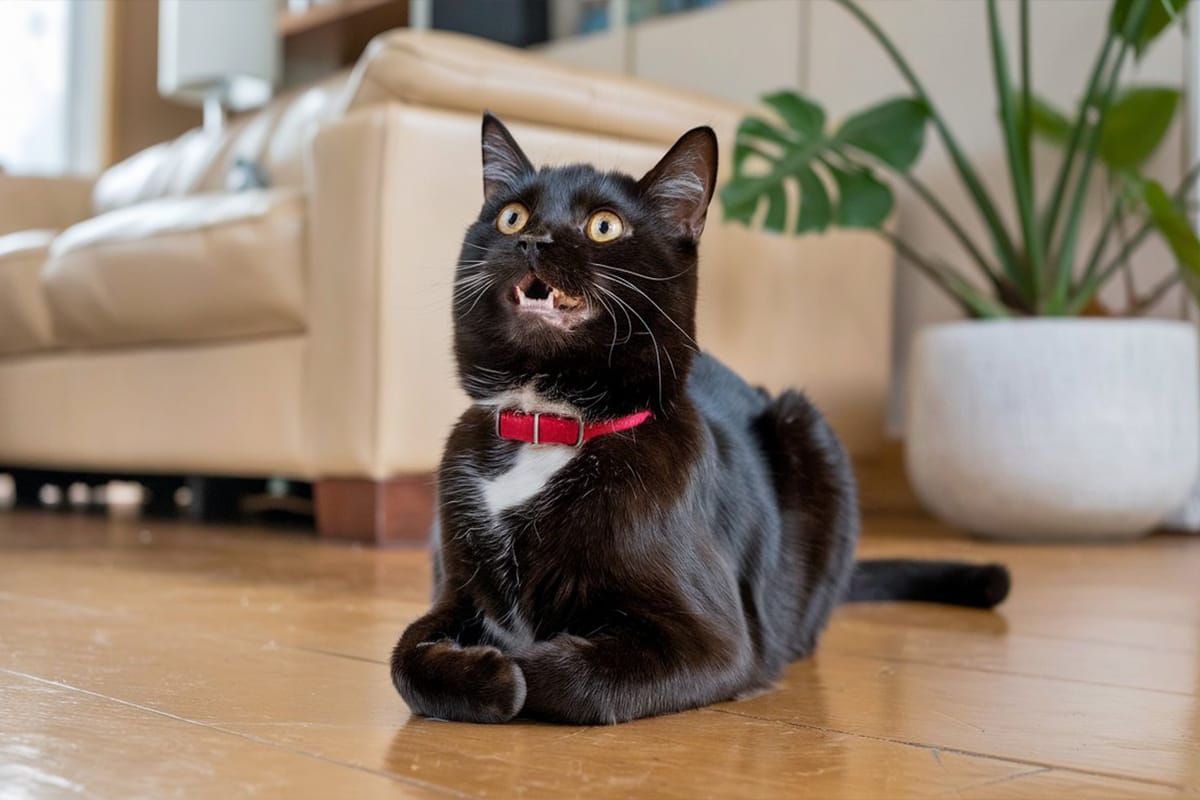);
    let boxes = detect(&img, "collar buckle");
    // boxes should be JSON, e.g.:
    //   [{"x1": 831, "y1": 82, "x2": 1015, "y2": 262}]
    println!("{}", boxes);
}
[{"x1": 532, "y1": 412, "x2": 587, "y2": 447}]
